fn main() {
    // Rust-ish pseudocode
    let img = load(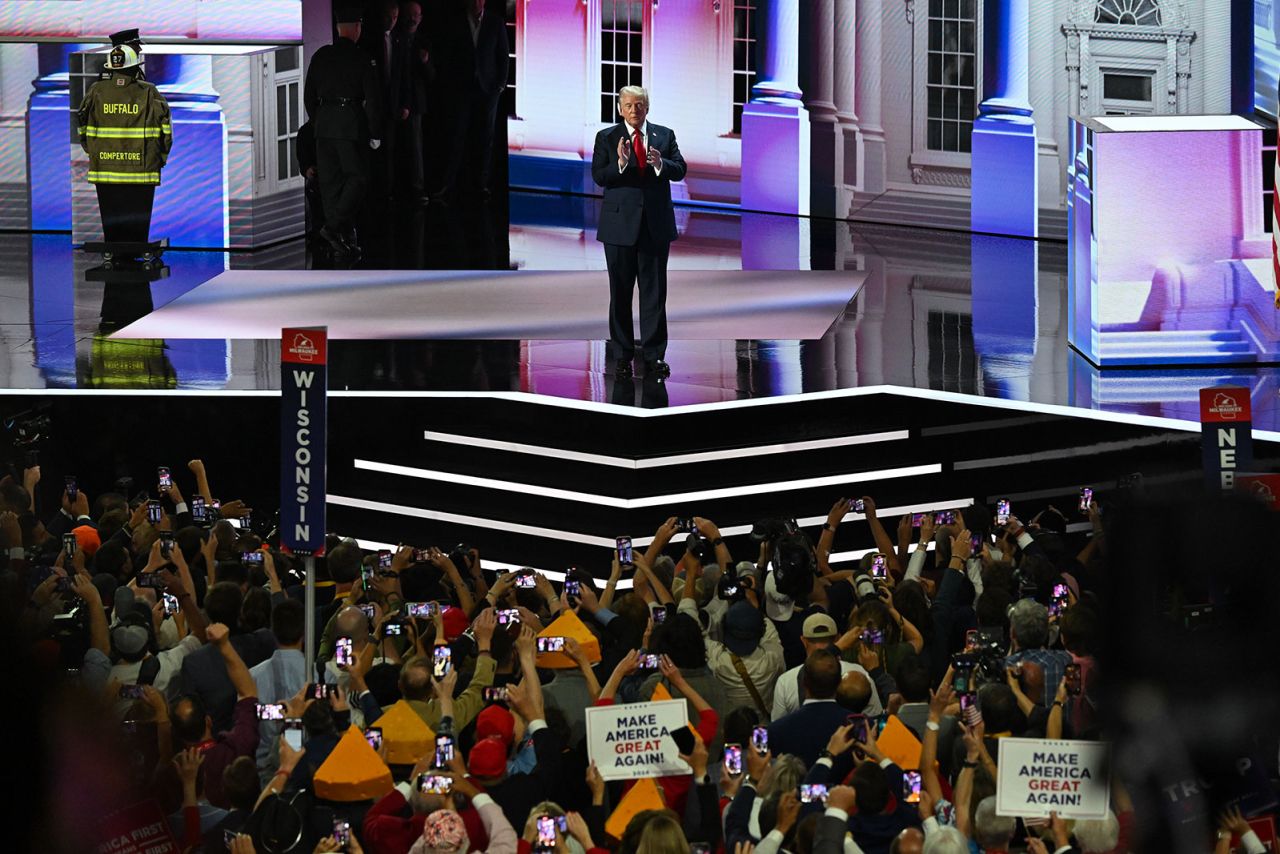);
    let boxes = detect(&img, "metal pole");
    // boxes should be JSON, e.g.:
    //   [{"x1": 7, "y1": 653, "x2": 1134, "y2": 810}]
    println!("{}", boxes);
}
[{"x1": 304, "y1": 554, "x2": 316, "y2": 680}]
